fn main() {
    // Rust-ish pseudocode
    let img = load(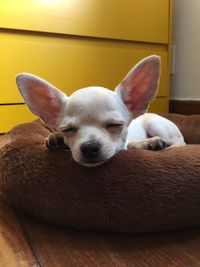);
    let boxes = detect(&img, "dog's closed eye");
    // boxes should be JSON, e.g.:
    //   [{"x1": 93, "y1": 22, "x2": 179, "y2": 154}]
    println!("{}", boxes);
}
[
  {"x1": 106, "y1": 122, "x2": 124, "y2": 133},
  {"x1": 61, "y1": 127, "x2": 78, "y2": 135}
]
